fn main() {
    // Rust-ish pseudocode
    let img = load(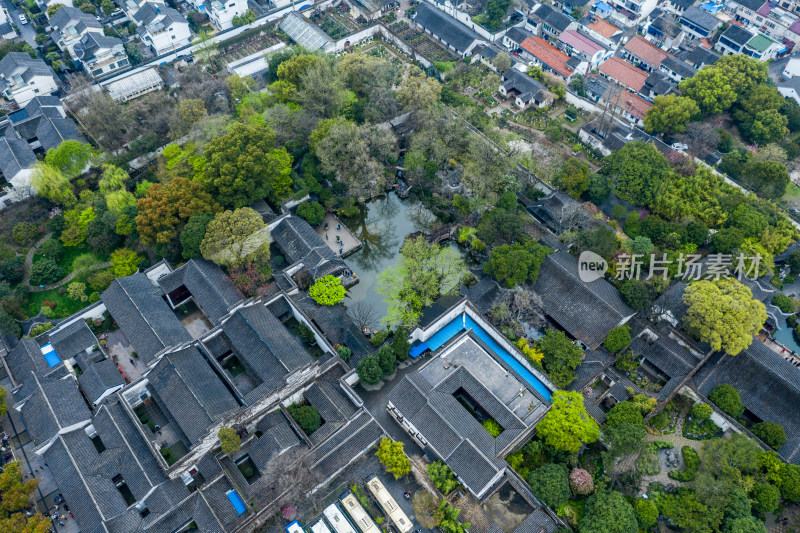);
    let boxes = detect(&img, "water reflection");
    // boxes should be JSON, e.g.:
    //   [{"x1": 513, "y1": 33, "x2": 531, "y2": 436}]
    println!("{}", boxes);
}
[{"x1": 342, "y1": 192, "x2": 440, "y2": 324}]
